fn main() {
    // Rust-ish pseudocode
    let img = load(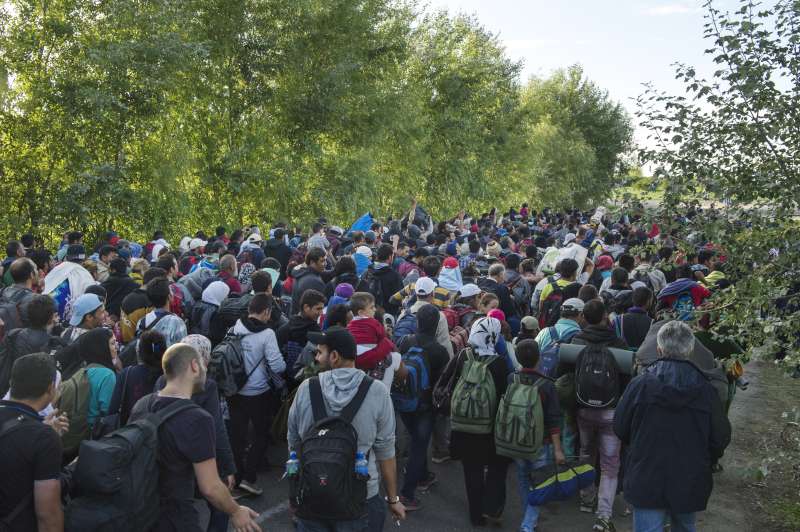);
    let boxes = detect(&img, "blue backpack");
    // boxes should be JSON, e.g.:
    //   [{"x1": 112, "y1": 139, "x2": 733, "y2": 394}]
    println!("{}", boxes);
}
[
  {"x1": 391, "y1": 346, "x2": 431, "y2": 413},
  {"x1": 392, "y1": 312, "x2": 418, "y2": 344},
  {"x1": 537, "y1": 327, "x2": 578, "y2": 378}
]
